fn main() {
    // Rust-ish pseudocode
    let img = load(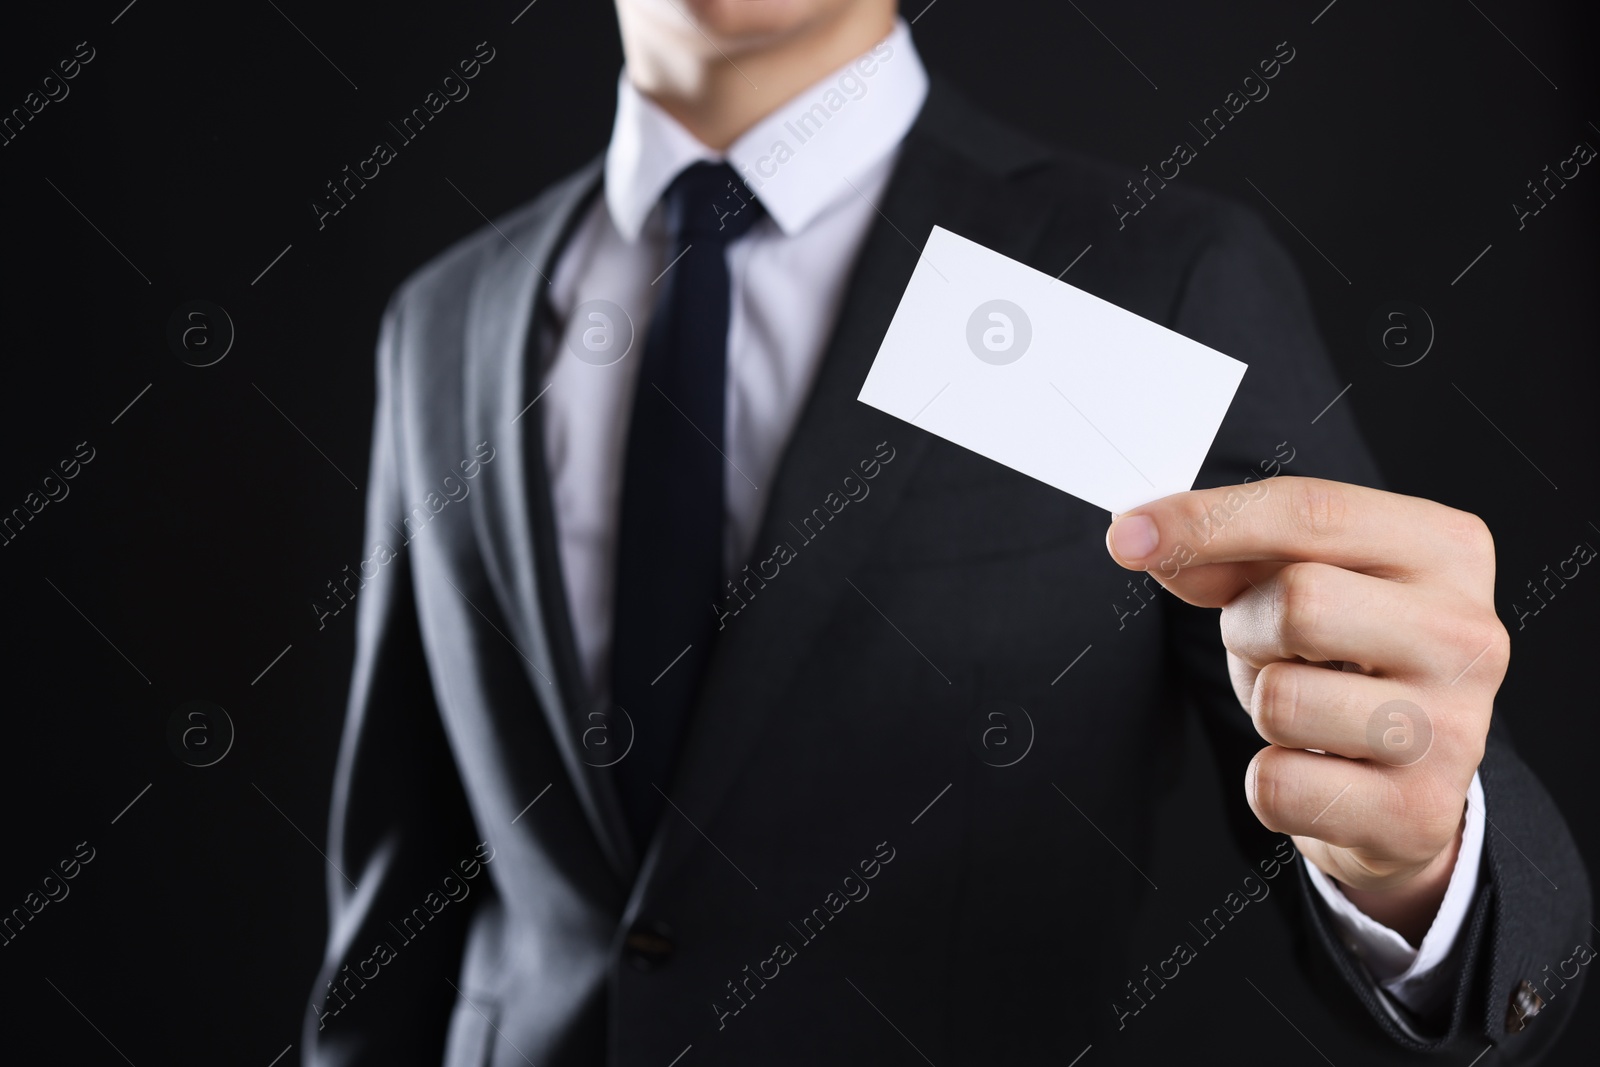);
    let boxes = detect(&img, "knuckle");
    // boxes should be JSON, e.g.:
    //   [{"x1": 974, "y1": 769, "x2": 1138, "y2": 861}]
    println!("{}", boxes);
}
[
  {"x1": 1172, "y1": 493, "x2": 1227, "y2": 552},
  {"x1": 1480, "y1": 615, "x2": 1512, "y2": 667},
  {"x1": 1276, "y1": 563, "x2": 1327, "y2": 644},
  {"x1": 1457, "y1": 728, "x2": 1488, "y2": 772},
  {"x1": 1288, "y1": 479, "x2": 1347, "y2": 540},
  {"x1": 1251, "y1": 663, "x2": 1299, "y2": 744},
  {"x1": 1456, "y1": 612, "x2": 1512, "y2": 680},
  {"x1": 1444, "y1": 508, "x2": 1496, "y2": 565}
]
